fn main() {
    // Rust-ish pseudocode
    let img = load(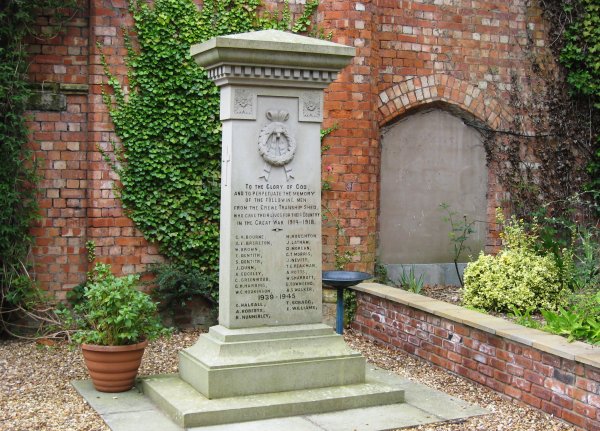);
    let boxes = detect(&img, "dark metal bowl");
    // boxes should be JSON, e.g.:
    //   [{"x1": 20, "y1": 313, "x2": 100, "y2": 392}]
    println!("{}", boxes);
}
[{"x1": 322, "y1": 270, "x2": 372, "y2": 288}]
